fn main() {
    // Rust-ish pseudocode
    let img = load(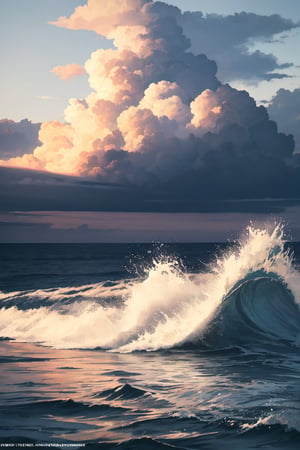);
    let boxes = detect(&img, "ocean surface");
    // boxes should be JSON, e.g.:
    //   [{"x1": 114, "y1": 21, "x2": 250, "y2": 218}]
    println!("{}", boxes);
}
[{"x1": 1, "y1": 225, "x2": 300, "y2": 449}]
